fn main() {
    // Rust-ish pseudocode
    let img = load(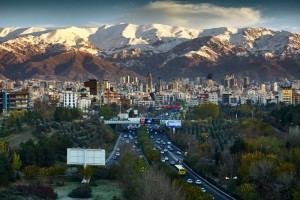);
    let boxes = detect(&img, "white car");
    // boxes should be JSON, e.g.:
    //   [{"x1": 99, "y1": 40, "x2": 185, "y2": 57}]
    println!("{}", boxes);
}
[
  {"x1": 187, "y1": 179, "x2": 193, "y2": 184},
  {"x1": 176, "y1": 151, "x2": 182, "y2": 155},
  {"x1": 116, "y1": 152, "x2": 120, "y2": 156},
  {"x1": 195, "y1": 180, "x2": 202, "y2": 185},
  {"x1": 170, "y1": 161, "x2": 175, "y2": 165},
  {"x1": 161, "y1": 158, "x2": 166, "y2": 162},
  {"x1": 201, "y1": 188, "x2": 206, "y2": 192},
  {"x1": 161, "y1": 150, "x2": 164, "y2": 154},
  {"x1": 165, "y1": 157, "x2": 169, "y2": 161}
]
